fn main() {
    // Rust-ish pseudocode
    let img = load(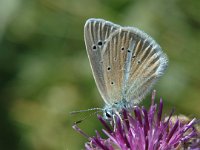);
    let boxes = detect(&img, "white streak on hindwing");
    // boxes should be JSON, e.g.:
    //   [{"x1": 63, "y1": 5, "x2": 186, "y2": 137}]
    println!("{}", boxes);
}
[{"x1": 123, "y1": 37, "x2": 135, "y2": 97}]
